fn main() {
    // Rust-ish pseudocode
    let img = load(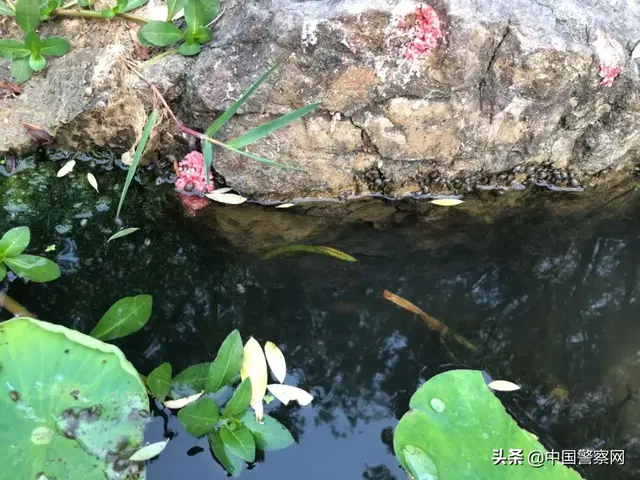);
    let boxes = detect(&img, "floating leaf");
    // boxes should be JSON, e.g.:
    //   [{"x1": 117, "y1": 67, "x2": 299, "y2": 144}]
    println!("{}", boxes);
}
[
  {"x1": 264, "y1": 341, "x2": 286, "y2": 384},
  {"x1": 107, "y1": 227, "x2": 140, "y2": 242},
  {"x1": 4, "y1": 254, "x2": 61, "y2": 282},
  {"x1": 87, "y1": 173, "x2": 99, "y2": 192},
  {"x1": 208, "y1": 430, "x2": 244, "y2": 477},
  {"x1": 164, "y1": 391, "x2": 204, "y2": 409},
  {"x1": 129, "y1": 439, "x2": 169, "y2": 462},
  {"x1": 241, "y1": 337, "x2": 268, "y2": 421},
  {"x1": 430, "y1": 198, "x2": 464, "y2": 207},
  {"x1": 266, "y1": 384, "x2": 313, "y2": 406},
  {"x1": 241, "y1": 412, "x2": 295, "y2": 451},
  {"x1": 177, "y1": 398, "x2": 219, "y2": 437},
  {"x1": 172, "y1": 363, "x2": 210, "y2": 396},
  {"x1": 147, "y1": 362, "x2": 172, "y2": 401},
  {"x1": 90, "y1": 294, "x2": 153, "y2": 341},
  {"x1": 487, "y1": 380, "x2": 521, "y2": 392},
  {"x1": 116, "y1": 109, "x2": 158, "y2": 218},
  {"x1": 220, "y1": 424, "x2": 255, "y2": 463},
  {"x1": 261, "y1": 245, "x2": 358, "y2": 262},
  {"x1": 275, "y1": 203, "x2": 295, "y2": 209},
  {"x1": 0, "y1": 226, "x2": 30, "y2": 259},
  {"x1": 205, "y1": 329, "x2": 243, "y2": 393},
  {"x1": 56, "y1": 160, "x2": 76, "y2": 178},
  {"x1": 205, "y1": 192, "x2": 247, "y2": 205},
  {"x1": 222, "y1": 378, "x2": 252, "y2": 419}
]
